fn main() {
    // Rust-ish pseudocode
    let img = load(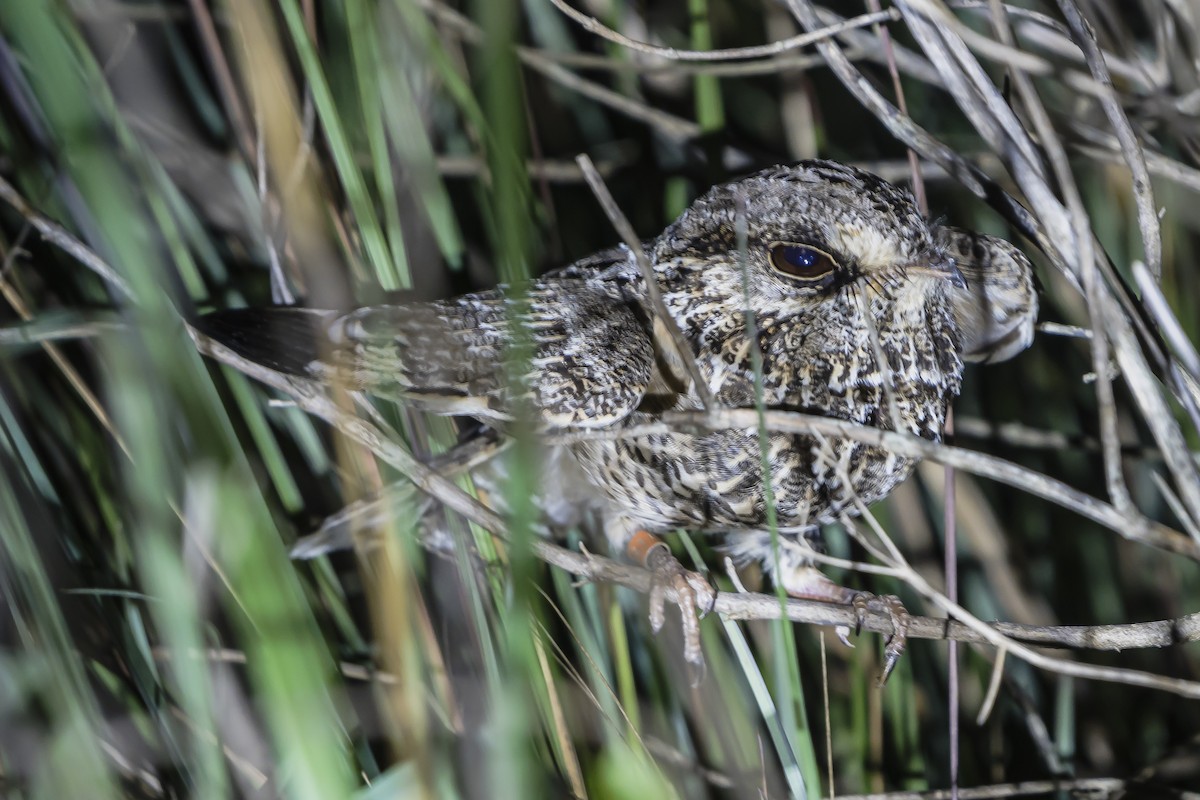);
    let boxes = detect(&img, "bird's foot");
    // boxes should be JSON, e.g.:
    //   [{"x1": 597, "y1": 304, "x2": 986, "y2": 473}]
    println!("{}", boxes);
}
[
  {"x1": 852, "y1": 592, "x2": 910, "y2": 685},
  {"x1": 627, "y1": 530, "x2": 716, "y2": 675},
  {"x1": 781, "y1": 566, "x2": 909, "y2": 686}
]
